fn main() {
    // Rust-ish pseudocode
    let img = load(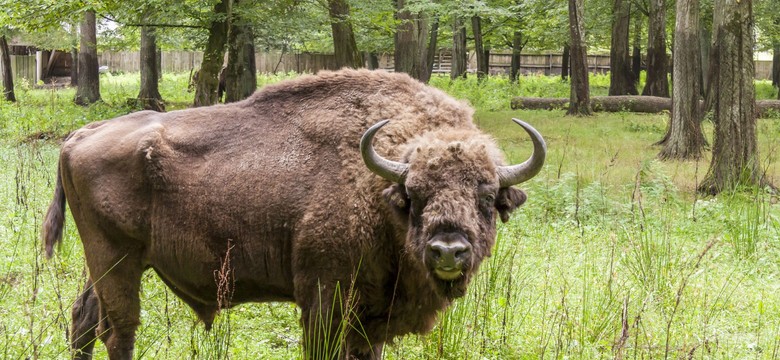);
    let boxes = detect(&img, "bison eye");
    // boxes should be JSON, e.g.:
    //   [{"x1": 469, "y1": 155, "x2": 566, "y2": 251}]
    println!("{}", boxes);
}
[{"x1": 480, "y1": 194, "x2": 495, "y2": 206}]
